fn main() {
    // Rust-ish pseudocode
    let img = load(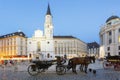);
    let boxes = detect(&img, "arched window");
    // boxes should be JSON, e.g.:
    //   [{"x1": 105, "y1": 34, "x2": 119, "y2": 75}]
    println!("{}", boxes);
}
[
  {"x1": 37, "y1": 42, "x2": 41, "y2": 51},
  {"x1": 47, "y1": 53, "x2": 50, "y2": 58}
]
